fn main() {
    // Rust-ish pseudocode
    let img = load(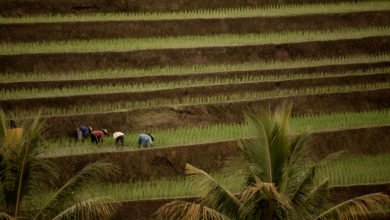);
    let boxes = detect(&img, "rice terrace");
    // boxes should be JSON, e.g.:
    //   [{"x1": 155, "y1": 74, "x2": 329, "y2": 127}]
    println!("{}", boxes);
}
[{"x1": 0, "y1": 0, "x2": 389, "y2": 219}]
